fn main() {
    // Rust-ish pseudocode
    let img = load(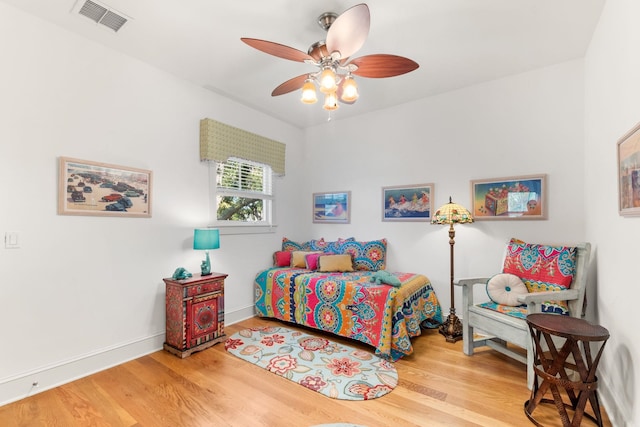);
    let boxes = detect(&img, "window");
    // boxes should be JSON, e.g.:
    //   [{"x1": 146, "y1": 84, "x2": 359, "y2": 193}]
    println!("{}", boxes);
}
[{"x1": 212, "y1": 157, "x2": 273, "y2": 227}]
